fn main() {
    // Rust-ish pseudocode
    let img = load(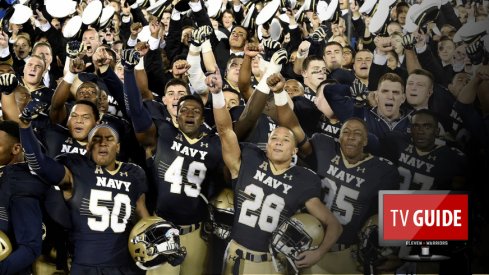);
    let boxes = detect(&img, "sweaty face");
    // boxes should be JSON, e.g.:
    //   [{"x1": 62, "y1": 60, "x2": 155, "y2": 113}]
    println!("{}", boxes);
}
[
  {"x1": 410, "y1": 113, "x2": 438, "y2": 152},
  {"x1": 324, "y1": 44, "x2": 343, "y2": 71},
  {"x1": 405, "y1": 74, "x2": 432, "y2": 109},
  {"x1": 14, "y1": 37, "x2": 31, "y2": 59},
  {"x1": 23, "y1": 57, "x2": 45, "y2": 86},
  {"x1": 375, "y1": 80, "x2": 405, "y2": 120},
  {"x1": 229, "y1": 27, "x2": 247, "y2": 49},
  {"x1": 284, "y1": 80, "x2": 304, "y2": 98},
  {"x1": 223, "y1": 91, "x2": 240, "y2": 110},
  {"x1": 89, "y1": 127, "x2": 120, "y2": 168},
  {"x1": 339, "y1": 120, "x2": 368, "y2": 161},
  {"x1": 177, "y1": 100, "x2": 204, "y2": 137},
  {"x1": 353, "y1": 52, "x2": 372, "y2": 79},
  {"x1": 303, "y1": 60, "x2": 327, "y2": 90},
  {"x1": 82, "y1": 30, "x2": 101, "y2": 57},
  {"x1": 67, "y1": 104, "x2": 97, "y2": 141},
  {"x1": 0, "y1": 131, "x2": 16, "y2": 166},
  {"x1": 33, "y1": 45, "x2": 53, "y2": 67},
  {"x1": 266, "y1": 127, "x2": 297, "y2": 164},
  {"x1": 164, "y1": 85, "x2": 188, "y2": 118}
]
